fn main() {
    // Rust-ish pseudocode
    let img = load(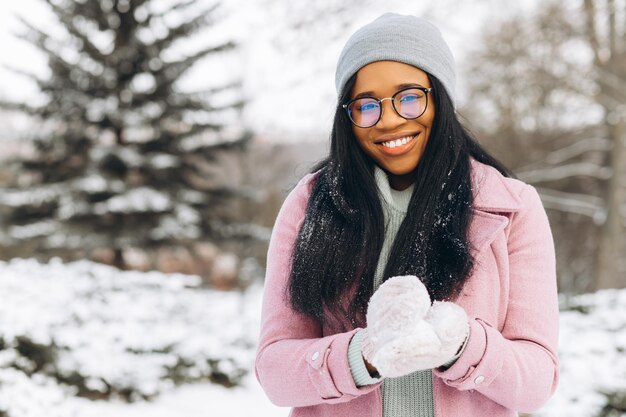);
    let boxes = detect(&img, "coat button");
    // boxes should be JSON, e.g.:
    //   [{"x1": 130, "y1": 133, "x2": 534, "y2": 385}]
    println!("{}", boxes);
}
[
  {"x1": 474, "y1": 375, "x2": 485, "y2": 385},
  {"x1": 311, "y1": 351, "x2": 320, "y2": 361}
]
